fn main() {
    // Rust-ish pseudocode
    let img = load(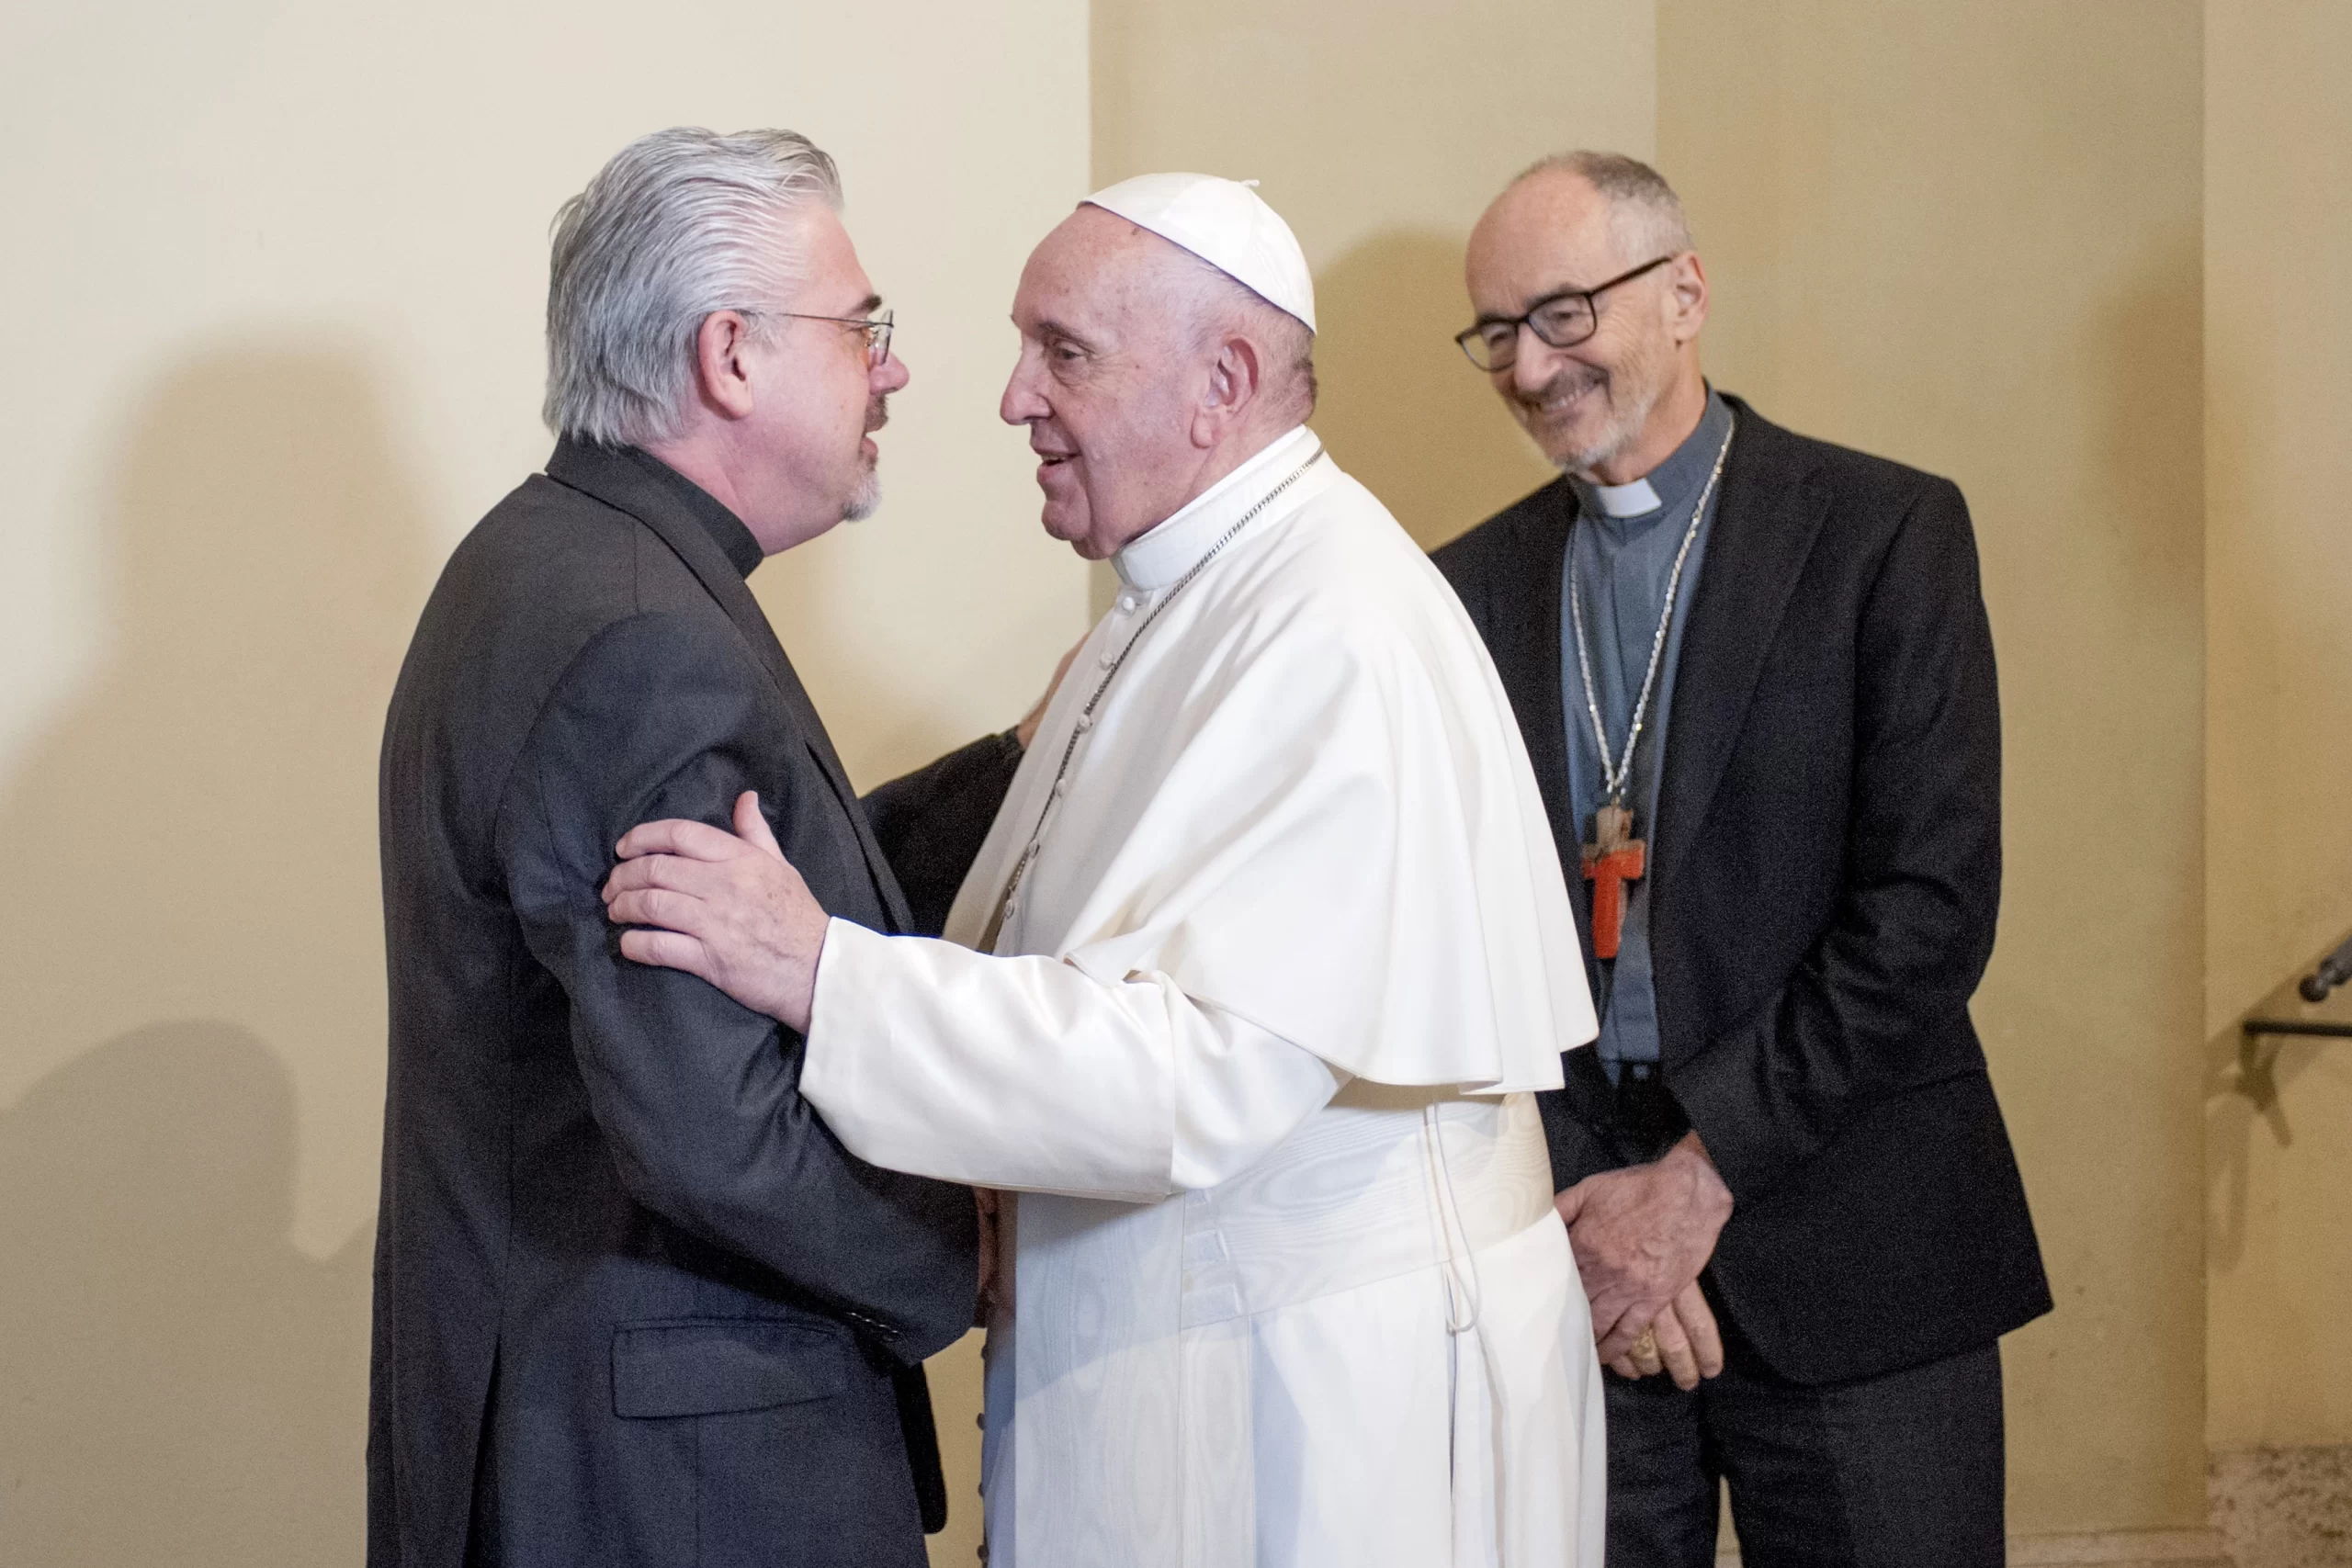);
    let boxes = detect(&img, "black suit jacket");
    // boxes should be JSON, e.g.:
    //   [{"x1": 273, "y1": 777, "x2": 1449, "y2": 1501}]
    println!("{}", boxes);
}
[
  {"x1": 1433, "y1": 397, "x2": 2051, "y2": 1385},
  {"x1": 370, "y1": 440, "x2": 1015, "y2": 1568}
]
